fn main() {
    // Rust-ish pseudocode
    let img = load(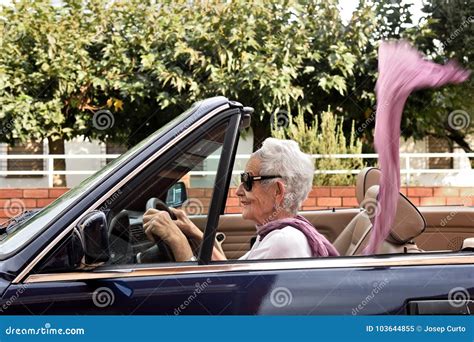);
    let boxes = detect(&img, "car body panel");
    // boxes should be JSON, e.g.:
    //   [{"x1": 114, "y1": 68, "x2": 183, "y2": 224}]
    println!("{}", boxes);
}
[{"x1": 3, "y1": 260, "x2": 473, "y2": 315}]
